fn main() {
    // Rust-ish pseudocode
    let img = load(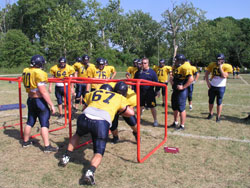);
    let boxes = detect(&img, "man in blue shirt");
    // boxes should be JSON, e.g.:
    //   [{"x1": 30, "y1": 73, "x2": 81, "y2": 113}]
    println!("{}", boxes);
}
[{"x1": 134, "y1": 58, "x2": 160, "y2": 127}]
